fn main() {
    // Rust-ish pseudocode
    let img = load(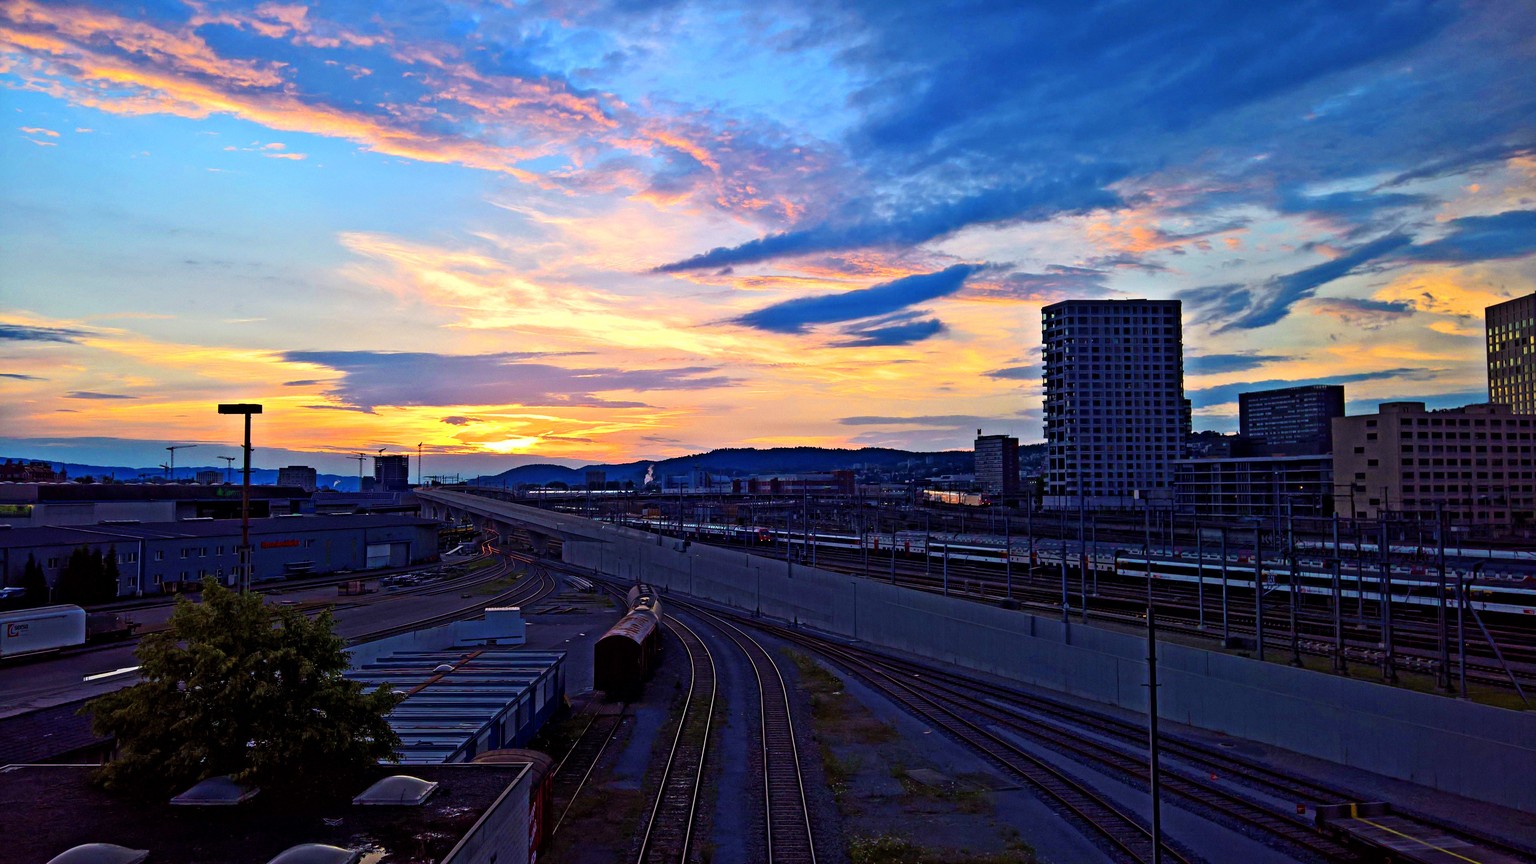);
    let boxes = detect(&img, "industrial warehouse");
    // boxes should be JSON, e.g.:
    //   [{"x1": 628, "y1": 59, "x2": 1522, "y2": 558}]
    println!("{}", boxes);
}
[{"x1": 0, "y1": 513, "x2": 440, "y2": 597}]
